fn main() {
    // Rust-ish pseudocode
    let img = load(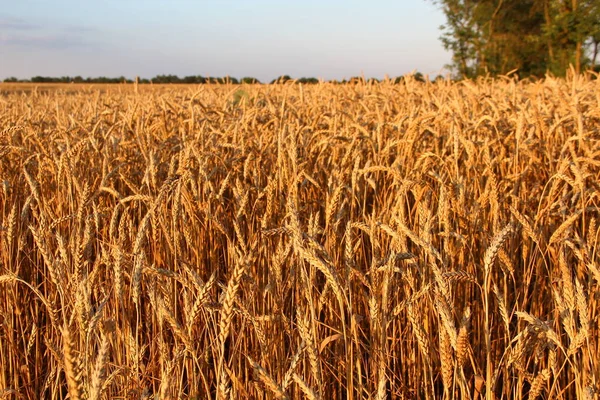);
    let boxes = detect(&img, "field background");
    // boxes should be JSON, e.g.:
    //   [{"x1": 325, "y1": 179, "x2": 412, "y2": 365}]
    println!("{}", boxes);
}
[
  {"x1": 1, "y1": 77, "x2": 599, "y2": 399},
  {"x1": 0, "y1": 82, "x2": 204, "y2": 95}
]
